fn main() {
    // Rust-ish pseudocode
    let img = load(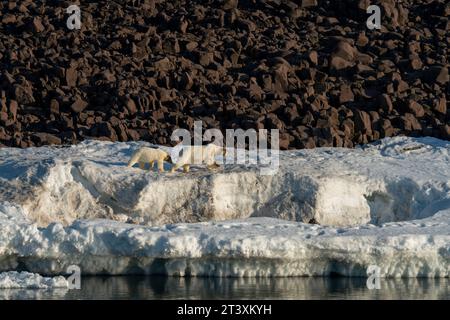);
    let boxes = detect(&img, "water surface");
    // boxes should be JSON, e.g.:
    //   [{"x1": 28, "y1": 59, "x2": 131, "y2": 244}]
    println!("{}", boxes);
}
[{"x1": 0, "y1": 276, "x2": 448, "y2": 300}]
